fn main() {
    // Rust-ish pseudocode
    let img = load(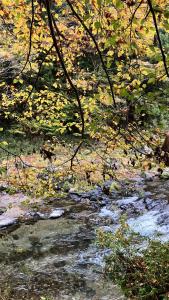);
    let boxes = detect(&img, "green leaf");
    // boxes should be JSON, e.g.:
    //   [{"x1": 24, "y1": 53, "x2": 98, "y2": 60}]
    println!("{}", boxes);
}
[
  {"x1": 115, "y1": 0, "x2": 123, "y2": 9},
  {"x1": 107, "y1": 36, "x2": 117, "y2": 46},
  {"x1": 94, "y1": 21, "x2": 101, "y2": 29},
  {"x1": 97, "y1": 0, "x2": 102, "y2": 6}
]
